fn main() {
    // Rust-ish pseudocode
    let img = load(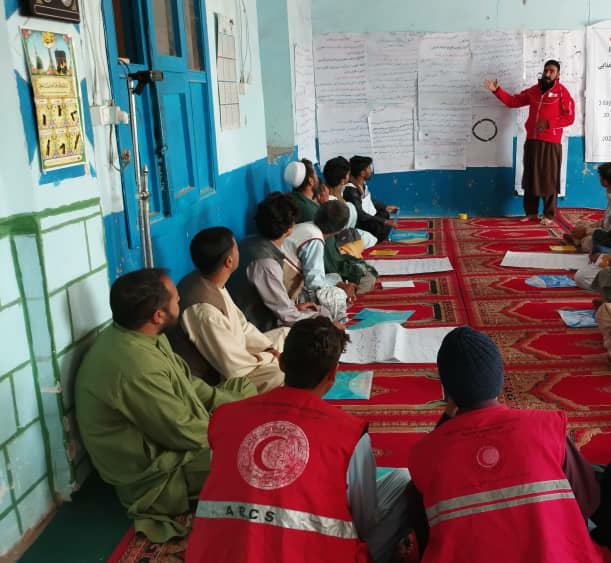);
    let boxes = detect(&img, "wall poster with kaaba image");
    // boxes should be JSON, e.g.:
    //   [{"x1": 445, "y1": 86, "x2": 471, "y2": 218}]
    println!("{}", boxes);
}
[{"x1": 21, "y1": 28, "x2": 87, "y2": 171}]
